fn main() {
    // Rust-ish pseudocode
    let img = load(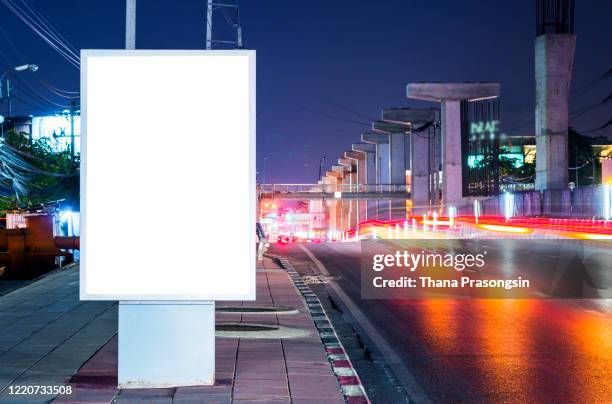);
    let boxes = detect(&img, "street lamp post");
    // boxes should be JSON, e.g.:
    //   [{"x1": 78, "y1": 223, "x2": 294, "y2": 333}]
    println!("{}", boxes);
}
[{"x1": 0, "y1": 64, "x2": 38, "y2": 118}]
